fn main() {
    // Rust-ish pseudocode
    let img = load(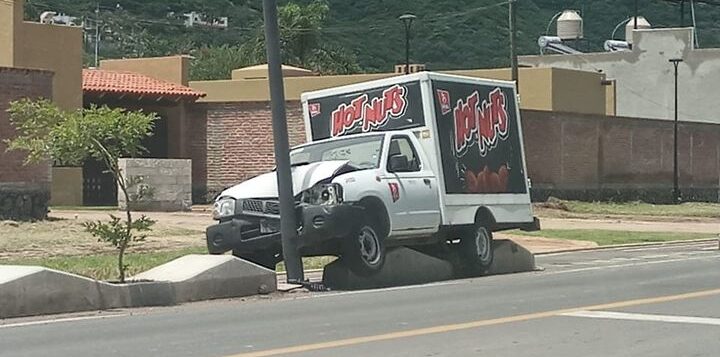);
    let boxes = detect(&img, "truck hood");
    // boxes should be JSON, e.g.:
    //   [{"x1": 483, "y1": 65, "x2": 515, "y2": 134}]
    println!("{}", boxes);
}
[{"x1": 218, "y1": 160, "x2": 353, "y2": 200}]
